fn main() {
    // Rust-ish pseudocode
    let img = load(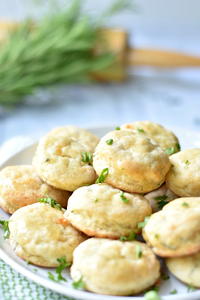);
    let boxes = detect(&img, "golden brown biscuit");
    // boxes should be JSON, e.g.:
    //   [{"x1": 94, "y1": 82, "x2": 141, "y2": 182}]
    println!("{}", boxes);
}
[
  {"x1": 32, "y1": 126, "x2": 99, "y2": 191},
  {"x1": 71, "y1": 238, "x2": 160, "y2": 296},
  {"x1": 166, "y1": 149, "x2": 200, "y2": 197},
  {"x1": 143, "y1": 197, "x2": 200, "y2": 257},
  {"x1": 9, "y1": 203, "x2": 85, "y2": 267},
  {"x1": 65, "y1": 183, "x2": 152, "y2": 238},
  {"x1": 121, "y1": 120, "x2": 180, "y2": 154},
  {"x1": 166, "y1": 252, "x2": 200, "y2": 288},
  {"x1": 93, "y1": 130, "x2": 171, "y2": 193},
  {"x1": 0, "y1": 165, "x2": 70, "y2": 214},
  {"x1": 144, "y1": 184, "x2": 177, "y2": 212}
]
